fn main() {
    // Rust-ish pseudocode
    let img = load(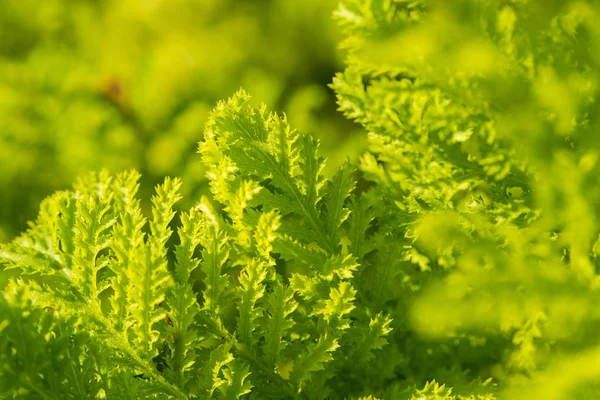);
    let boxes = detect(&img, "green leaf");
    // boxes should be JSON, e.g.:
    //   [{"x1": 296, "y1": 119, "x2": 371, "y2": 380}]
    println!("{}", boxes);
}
[
  {"x1": 324, "y1": 161, "x2": 357, "y2": 244},
  {"x1": 200, "y1": 90, "x2": 337, "y2": 254},
  {"x1": 290, "y1": 335, "x2": 340, "y2": 389},
  {"x1": 236, "y1": 259, "x2": 268, "y2": 348},
  {"x1": 313, "y1": 281, "x2": 357, "y2": 331},
  {"x1": 219, "y1": 360, "x2": 254, "y2": 400},
  {"x1": 263, "y1": 282, "x2": 297, "y2": 366},
  {"x1": 254, "y1": 210, "x2": 281, "y2": 266},
  {"x1": 129, "y1": 178, "x2": 180, "y2": 357},
  {"x1": 71, "y1": 193, "x2": 115, "y2": 302},
  {"x1": 197, "y1": 198, "x2": 231, "y2": 321},
  {"x1": 165, "y1": 208, "x2": 203, "y2": 389},
  {"x1": 200, "y1": 341, "x2": 236, "y2": 397},
  {"x1": 110, "y1": 170, "x2": 147, "y2": 333}
]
